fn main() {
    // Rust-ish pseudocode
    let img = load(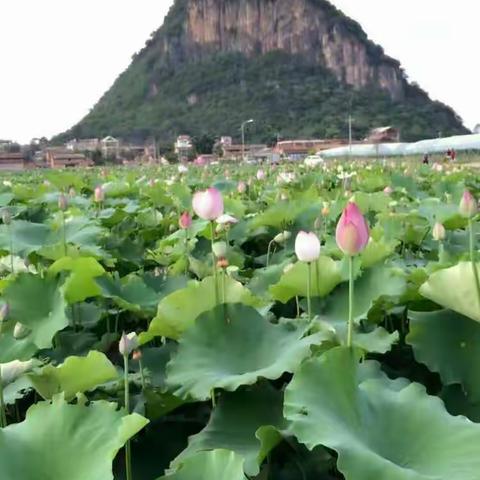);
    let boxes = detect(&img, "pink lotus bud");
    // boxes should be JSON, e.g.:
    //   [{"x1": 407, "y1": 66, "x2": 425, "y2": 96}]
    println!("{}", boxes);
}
[
  {"x1": 383, "y1": 186, "x2": 393, "y2": 195},
  {"x1": 237, "y1": 181, "x2": 247, "y2": 194},
  {"x1": 132, "y1": 350, "x2": 142, "y2": 361},
  {"x1": 256, "y1": 169, "x2": 266, "y2": 181},
  {"x1": 432, "y1": 222, "x2": 446, "y2": 241},
  {"x1": 459, "y1": 190, "x2": 477, "y2": 218},
  {"x1": 295, "y1": 231, "x2": 321, "y2": 263},
  {"x1": 179, "y1": 211, "x2": 192, "y2": 229},
  {"x1": 0, "y1": 303, "x2": 9, "y2": 322},
  {"x1": 192, "y1": 187, "x2": 224, "y2": 220},
  {"x1": 119, "y1": 332, "x2": 139, "y2": 357},
  {"x1": 1, "y1": 209, "x2": 11, "y2": 225},
  {"x1": 58, "y1": 193, "x2": 68, "y2": 211},
  {"x1": 68, "y1": 187, "x2": 76, "y2": 198},
  {"x1": 335, "y1": 202, "x2": 370, "y2": 256},
  {"x1": 94, "y1": 185, "x2": 105, "y2": 203}
]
